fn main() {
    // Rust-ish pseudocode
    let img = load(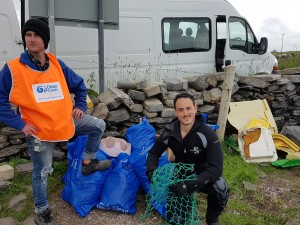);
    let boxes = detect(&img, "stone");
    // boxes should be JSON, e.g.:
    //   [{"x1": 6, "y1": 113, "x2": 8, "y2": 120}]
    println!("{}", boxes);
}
[
  {"x1": 8, "y1": 138, "x2": 23, "y2": 145},
  {"x1": 143, "y1": 98, "x2": 163, "y2": 112},
  {"x1": 53, "y1": 149, "x2": 66, "y2": 161},
  {"x1": 134, "y1": 78, "x2": 148, "y2": 90},
  {"x1": 0, "y1": 127, "x2": 20, "y2": 135},
  {"x1": 128, "y1": 90, "x2": 146, "y2": 101},
  {"x1": 242, "y1": 181, "x2": 257, "y2": 191},
  {"x1": 147, "y1": 117, "x2": 173, "y2": 124},
  {"x1": 92, "y1": 103, "x2": 109, "y2": 119},
  {"x1": 16, "y1": 162, "x2": 33, "y2": 174},
  {"x1": 0, "y1": 217, "x2": 16, "y2": 225},
  {"x1": 198, "y1": 105, "x2": 215, "y2": 113},
  {"x1": 0, "y1": 143, "x2": 28, "y2": 158},
  {"x1": 106, "y1": 108, "x2": 130, "y2": 123},
  {"x1": 143, "y1": 83, "x2": 161, "y2": 97},
  {"x1": 97, "y1": 89, "x2": 121, "y2": 110},
  {"x1": 238, "y1": 76, "x2": 269, "y2": 89},
  {"x1": 253, "y1": 74, "x2": 281, "y2": 82},
  {"x1": 163, "y1": 78, "x2": 188, "y2": 91},
  {"x1": 23, "y1": 217, "x2": 36, "y2": 225},
  {"x1": 275, "y1": 78, "x2": 290, "y2": 85},
  {"x1": 117, "y1": 81, "x2": 137, "y2": 89},
  {"x1": 0, "y1": 135, "x2": 8, "y2": 142},
  {"x1": 131, "y1": 104, "x2": 143, "y2": 113},
  {"x1": 143, "y1": 109, "x2": 158, "y2": 118},
  {"x1": 109, "y1": 88, "x2": 135, "y2": 110},
  {"x1": 0, "y1": 164, "x2": 14, "y2": 181},
  {"x1": 161, "y1": 107, "x2": 175, "y2": 118},
  {"x1": 0, "y1": 141, "x2": 10, "y2": 149},
  {"x1": 8, "y1": 193, "x2": 27, "y2": 211},
  {"x1": 185, "y1": 76, "x2": 209, "y2": 91},
  {"x1": 0, "y1": 180, "x2": 11, "y2": 189}
]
